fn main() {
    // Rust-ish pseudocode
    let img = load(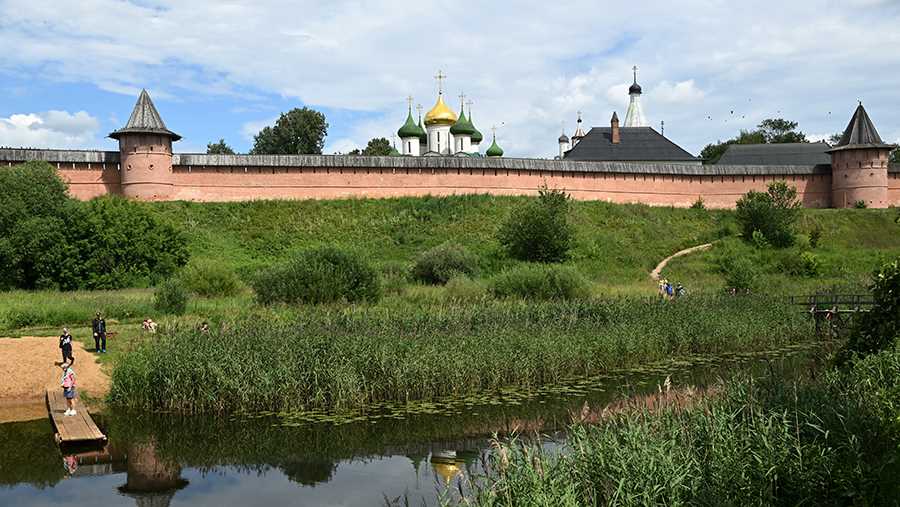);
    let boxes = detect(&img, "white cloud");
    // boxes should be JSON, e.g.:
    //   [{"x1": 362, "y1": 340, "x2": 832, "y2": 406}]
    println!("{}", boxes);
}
[
  {"x1": 0, "y1": 110, "x2": 100, "y2": 148},
  {"x1": 1, "y1": 1, "x2": 899, "y2": 157},
  {"x1": 651, "y1": 80, "x2": 705, "y2": 104}
]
